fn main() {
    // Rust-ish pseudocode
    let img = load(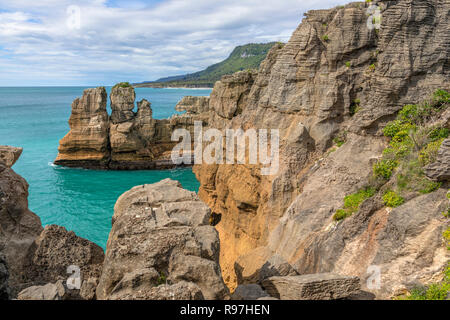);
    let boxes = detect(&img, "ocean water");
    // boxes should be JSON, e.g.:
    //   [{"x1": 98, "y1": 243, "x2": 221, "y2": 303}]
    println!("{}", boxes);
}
[{"x1": 0, "y1": 87, "x2": 212, "y2": 249}]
